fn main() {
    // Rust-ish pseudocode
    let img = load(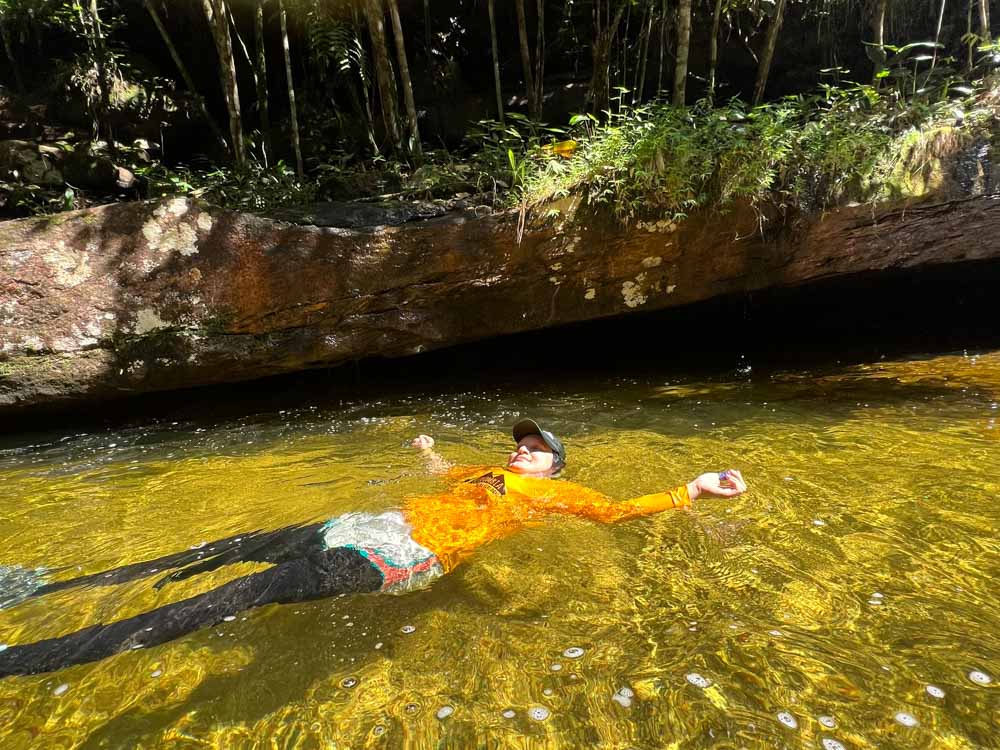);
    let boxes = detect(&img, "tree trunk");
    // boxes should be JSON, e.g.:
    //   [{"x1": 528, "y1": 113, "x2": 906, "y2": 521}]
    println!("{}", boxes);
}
[
  {"x1": 143, "y1": 0, "x2": 228, "y2": 153},
  {"x1": 350, "y1": 2, "x2": 378, "y2": 154},
  {"x1": 423, "y1": 0, "x2": 432, "y2": 56},
  {"x1": 931, "y1": 0, "x2": 946, "y2": 70},
  {"x1": 364, "y1": 0, "x2": 402, "y2": 153},
  {"x1": 535, "y1": 0, "x2": 545, "y2": 117},
  {"x1": 201, "y1": 0, "x2": 246, "y2": 169},
  {"x1": 86, "y1": 0, "x2": 115, "y2": 147},
  {"x1": 673, "y1": 0, "x2": 692, "y2": 106},
  {"x1": 657, "y1": 0, "x2": 667, "y2": 96},
  {"x1": 488, "y1": 0, "x2": 505, "y2": 125},
  {"x1": 708, "y1": 0, "x2": 724, "y2": 104},
  {"x1": 978, "y1": 0, "x2": 991, "y2": 40},
  {"x1": 752, "y1": 0, "x2": 787, "y2": 106},
  {"x1": 254, "y1": 0, "x2": 272, "y2": 163},
  {"x1": 868, "y1": 0, "x2": 888, "y2": 83},
  {"x1": 620, "y1": 1, "x2": 630, "y2": 107},
  {"x1": 278, "y1": 0, "x2": 302, "y2": 178},
  {"x1": 636, "y1": 7, "x2": 653, "y2": 104},
  {"x1": 223, "y1": 2, "x2": 261, "y2": 160},
  {"x1": 386, "y1": 0, "x2": 421, "y2": 163},
  {"x1": 967, "y1": 0, "x2": 975, "y2": 71},
  {"x1": 0, "y1": 21, "x2": 23, "y2": 93},
  {"x1": 515, "y1": 0, "x2": 539, "y2": 119},
  {"x1": 588, "y1": 0, "x2": 629, "y2": 114}
]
